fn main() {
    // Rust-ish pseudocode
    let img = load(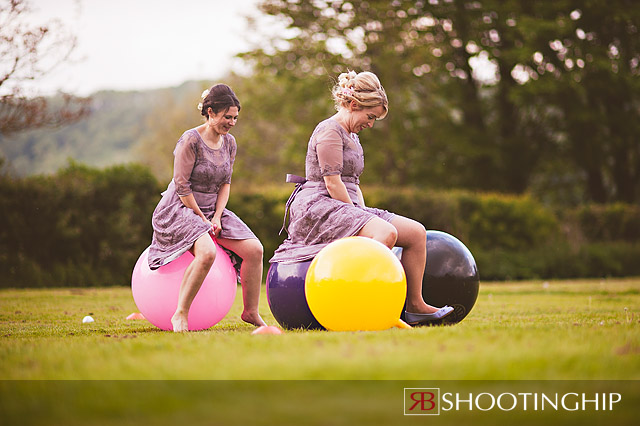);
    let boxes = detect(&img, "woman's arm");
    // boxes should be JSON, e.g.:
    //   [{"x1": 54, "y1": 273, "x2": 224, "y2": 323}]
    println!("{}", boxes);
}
[
  {"x1": 211, "y1": 183, "x2": 231, "y2": 236},
  {"x1": 316, "y1": 126, "x2": 354, "y2": 205},
  {"x1": 356, "y1": 185, "x2": 366, "y2": 207},
  {"x1": 178, "y1": 193, "x2": 212, "y2": 228},
  {"x1": 323, "y1": 174, "x2": 354, "y2": 205},
  {"x1": 173, "y1": 136, "x2": 212, "y2": 230}
]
